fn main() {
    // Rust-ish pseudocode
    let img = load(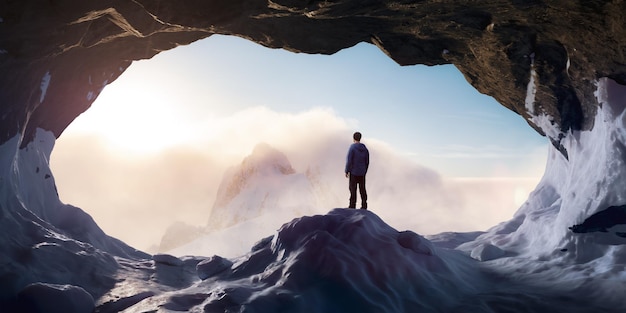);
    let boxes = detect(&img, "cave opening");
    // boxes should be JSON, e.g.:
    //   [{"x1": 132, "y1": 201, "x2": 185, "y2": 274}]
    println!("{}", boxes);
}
[{"x1": 49, "y1": 35, "x2": 547, "y2": 253}]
